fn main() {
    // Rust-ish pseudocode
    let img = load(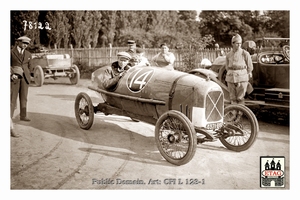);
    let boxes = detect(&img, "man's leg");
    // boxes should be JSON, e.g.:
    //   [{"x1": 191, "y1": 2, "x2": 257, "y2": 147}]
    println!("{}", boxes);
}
[
  {"x1": 19, "y1": 78, "x2": 30, "y2": 121},
  {"x1": 10, "y1": 80, "x2": 20, "y2": 119},
  {"x1": 236, "y1": 82, "x2": 248, "y2": 104},
  {"x1": 10, "y1": 118, "x2": 20, "y2": 137},
  {"x1": 227, "y1": 82, "x2": 237, "y2": 104}
]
